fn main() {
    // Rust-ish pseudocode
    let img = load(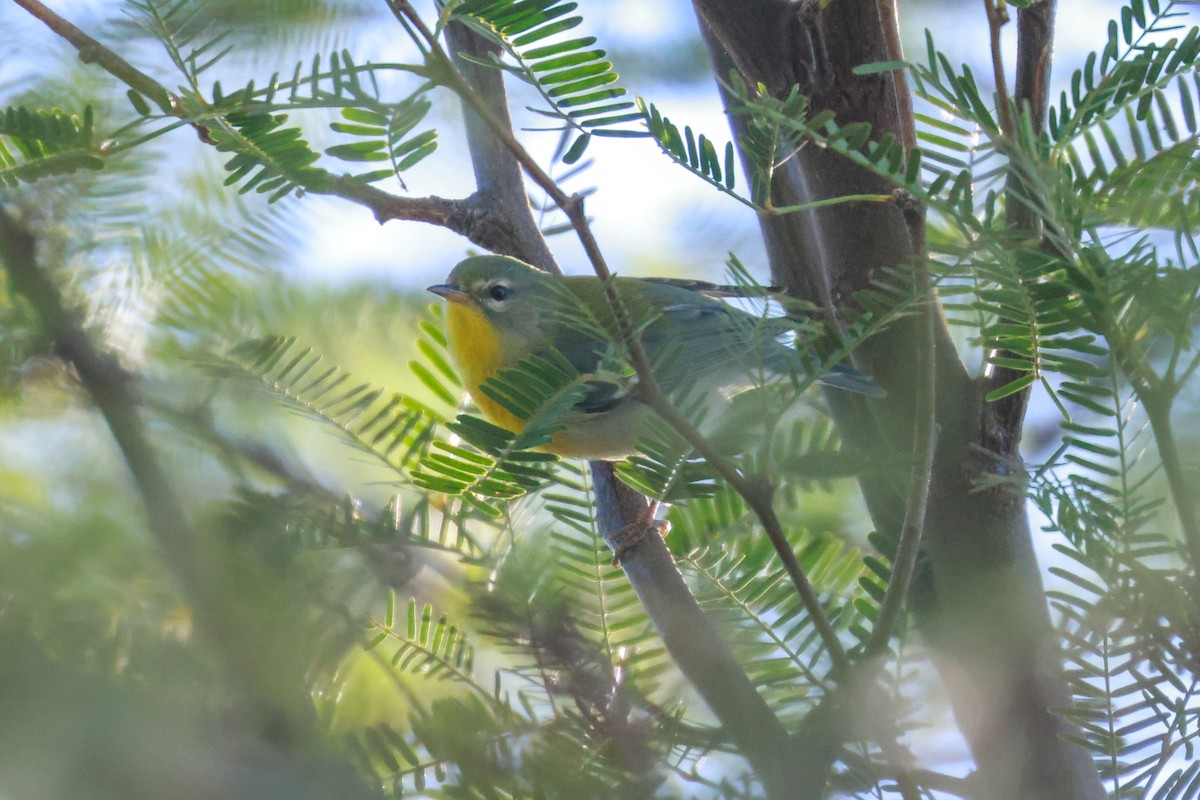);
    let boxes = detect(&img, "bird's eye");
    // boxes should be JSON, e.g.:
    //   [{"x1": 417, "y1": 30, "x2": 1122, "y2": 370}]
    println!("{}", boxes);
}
[{"x1": 488, "y1": 284, "x2": 510, "y2": 302}]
